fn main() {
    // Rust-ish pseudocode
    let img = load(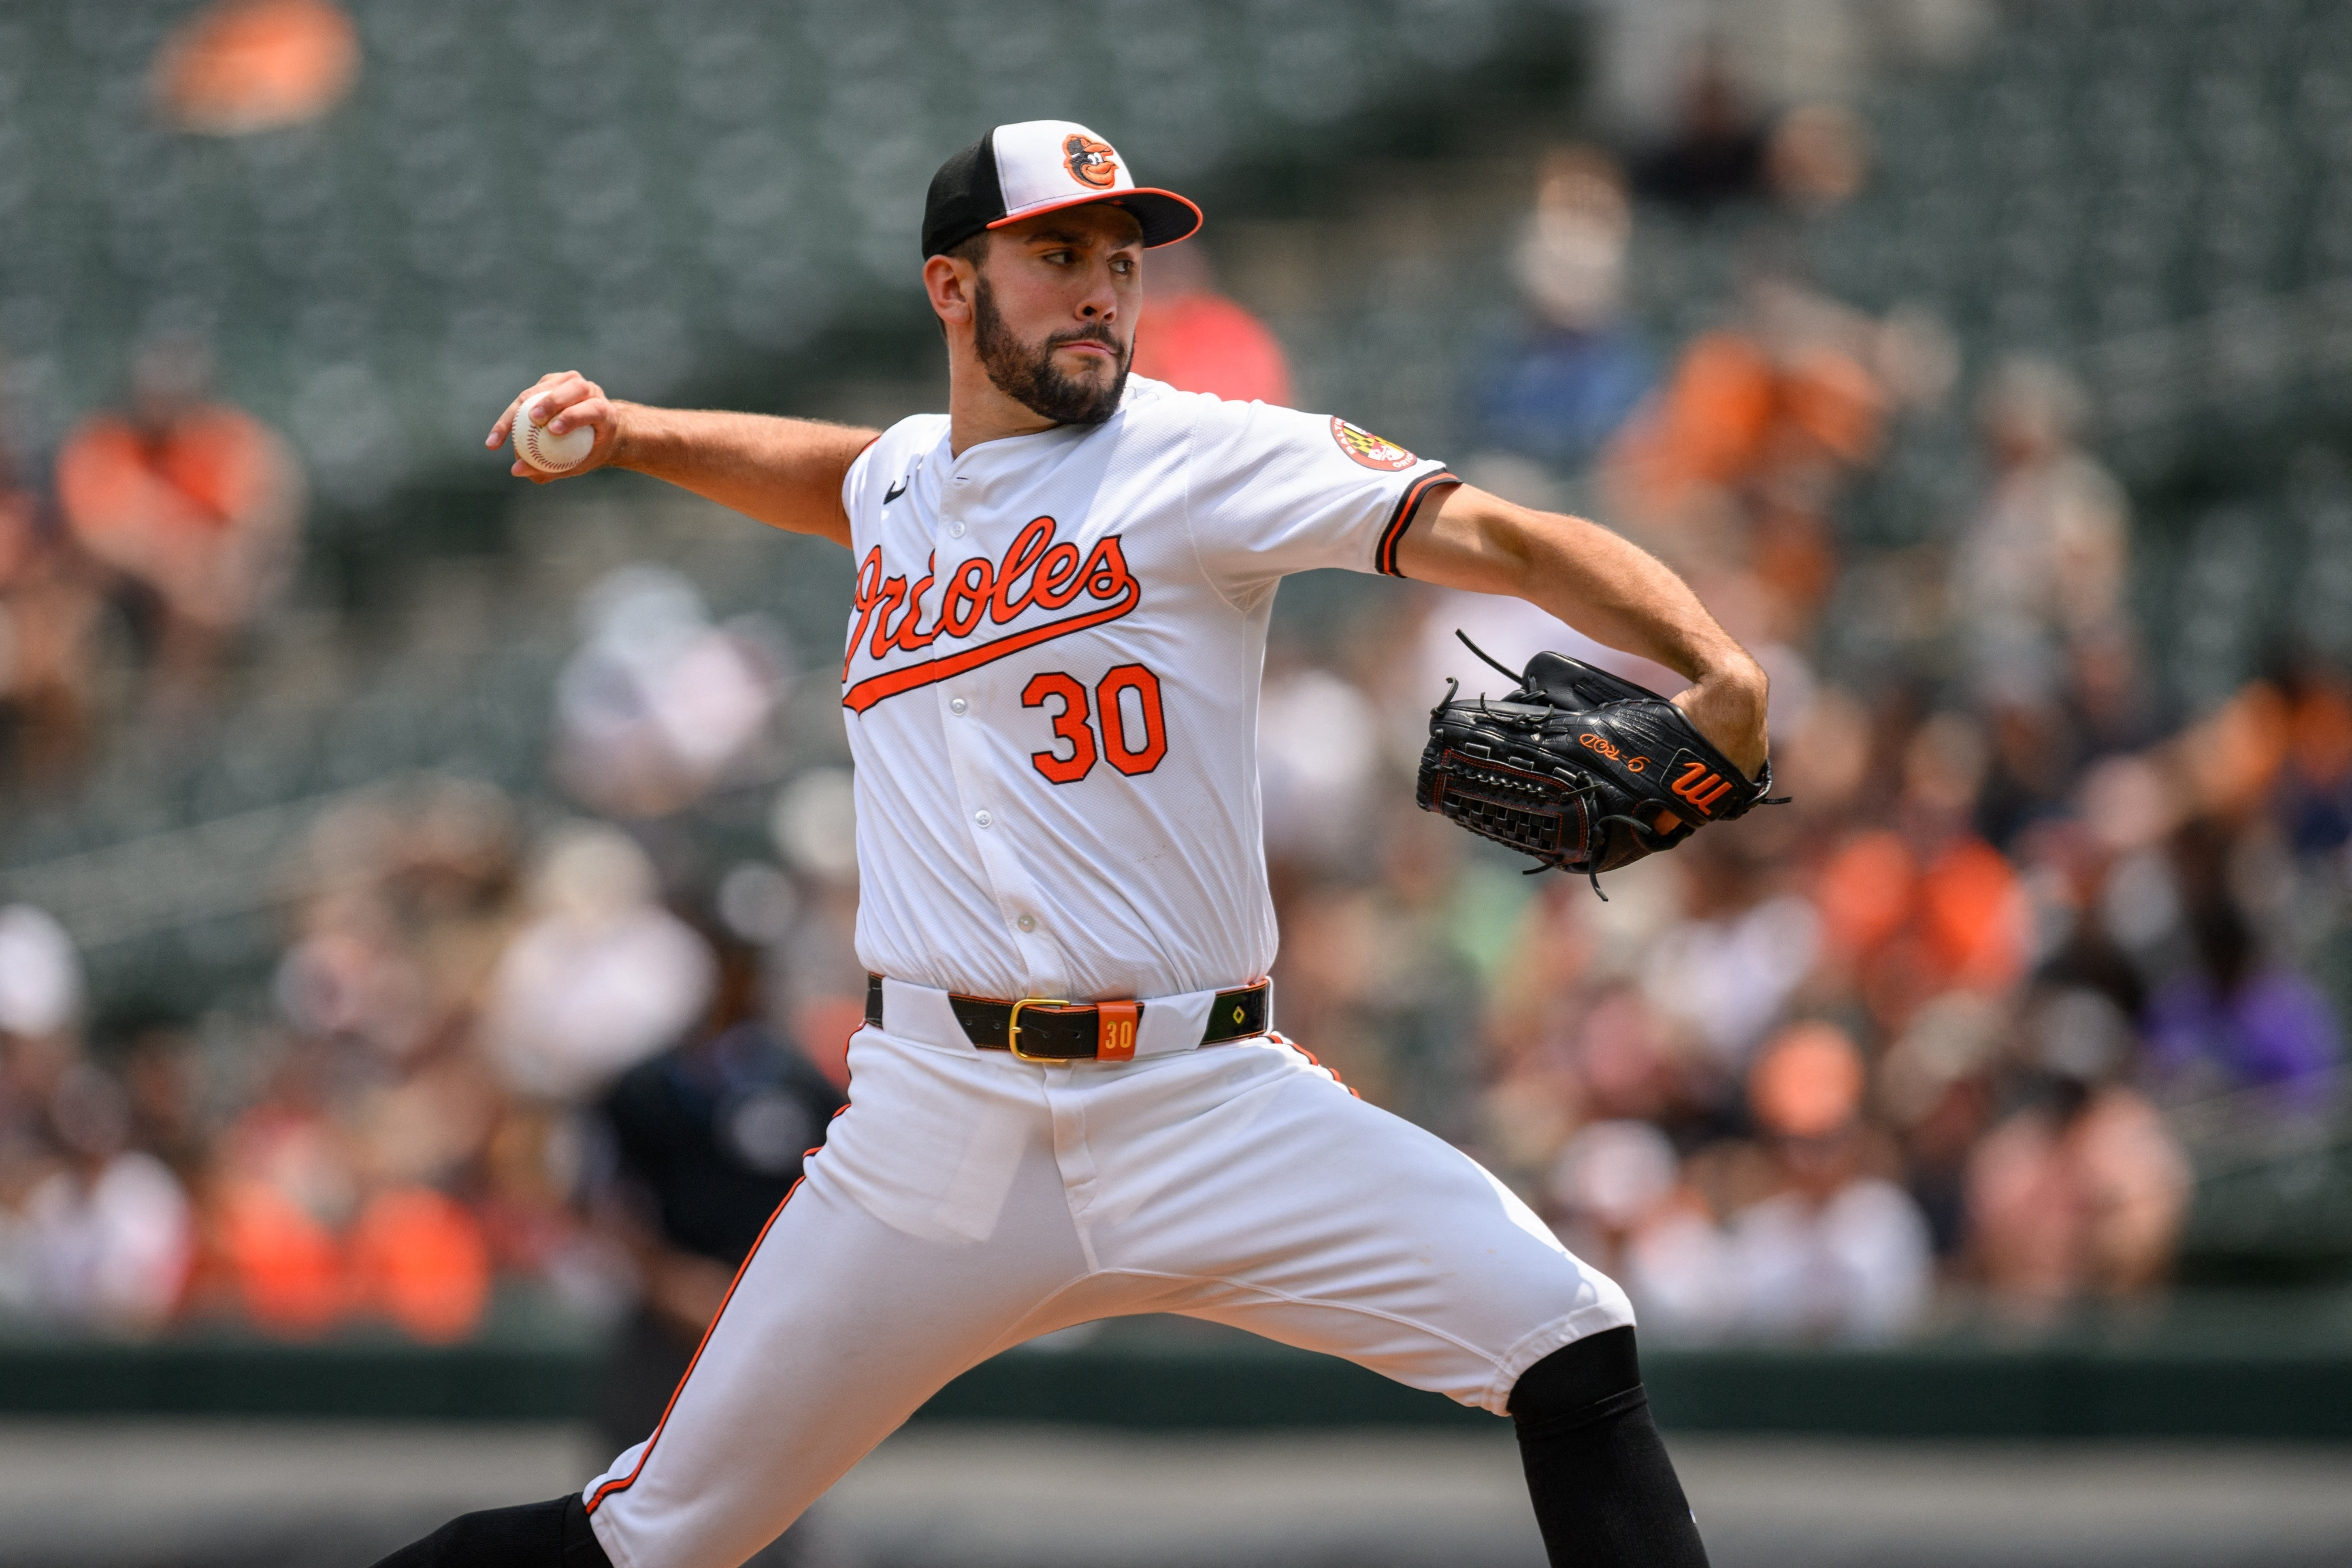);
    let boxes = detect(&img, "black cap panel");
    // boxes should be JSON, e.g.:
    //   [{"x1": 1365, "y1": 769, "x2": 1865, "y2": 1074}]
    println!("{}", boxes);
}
[{"x1": 921, "y1": 129, "x2": 1007, "y2": 260}]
